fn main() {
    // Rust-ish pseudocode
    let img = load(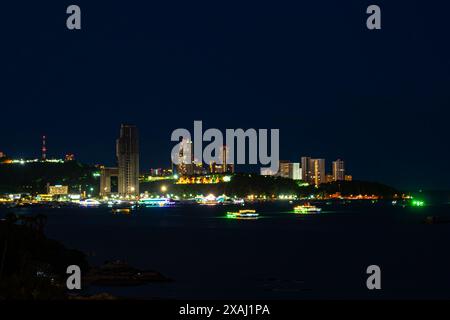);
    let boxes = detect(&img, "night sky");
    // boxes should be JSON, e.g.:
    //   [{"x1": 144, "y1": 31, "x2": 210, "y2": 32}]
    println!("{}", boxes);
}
[{"x1": 1, "y1": 1, "x2": 449, "y2": 190}]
